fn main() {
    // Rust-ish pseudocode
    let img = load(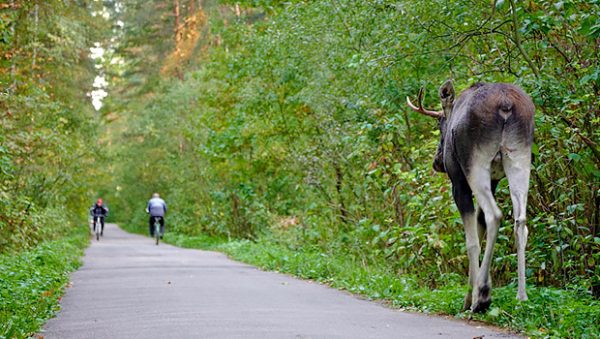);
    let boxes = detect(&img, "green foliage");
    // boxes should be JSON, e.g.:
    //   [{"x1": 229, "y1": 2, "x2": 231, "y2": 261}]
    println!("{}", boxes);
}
[
  {"x1": 0, "y1": 3, "x2": 107, "y2": 334},
  {"x1": 0, "y1": 0, "x2": 104, "y2": 253},
  {"x1": 0, "y1": 227, "x2": 88, "y2": 339}
]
